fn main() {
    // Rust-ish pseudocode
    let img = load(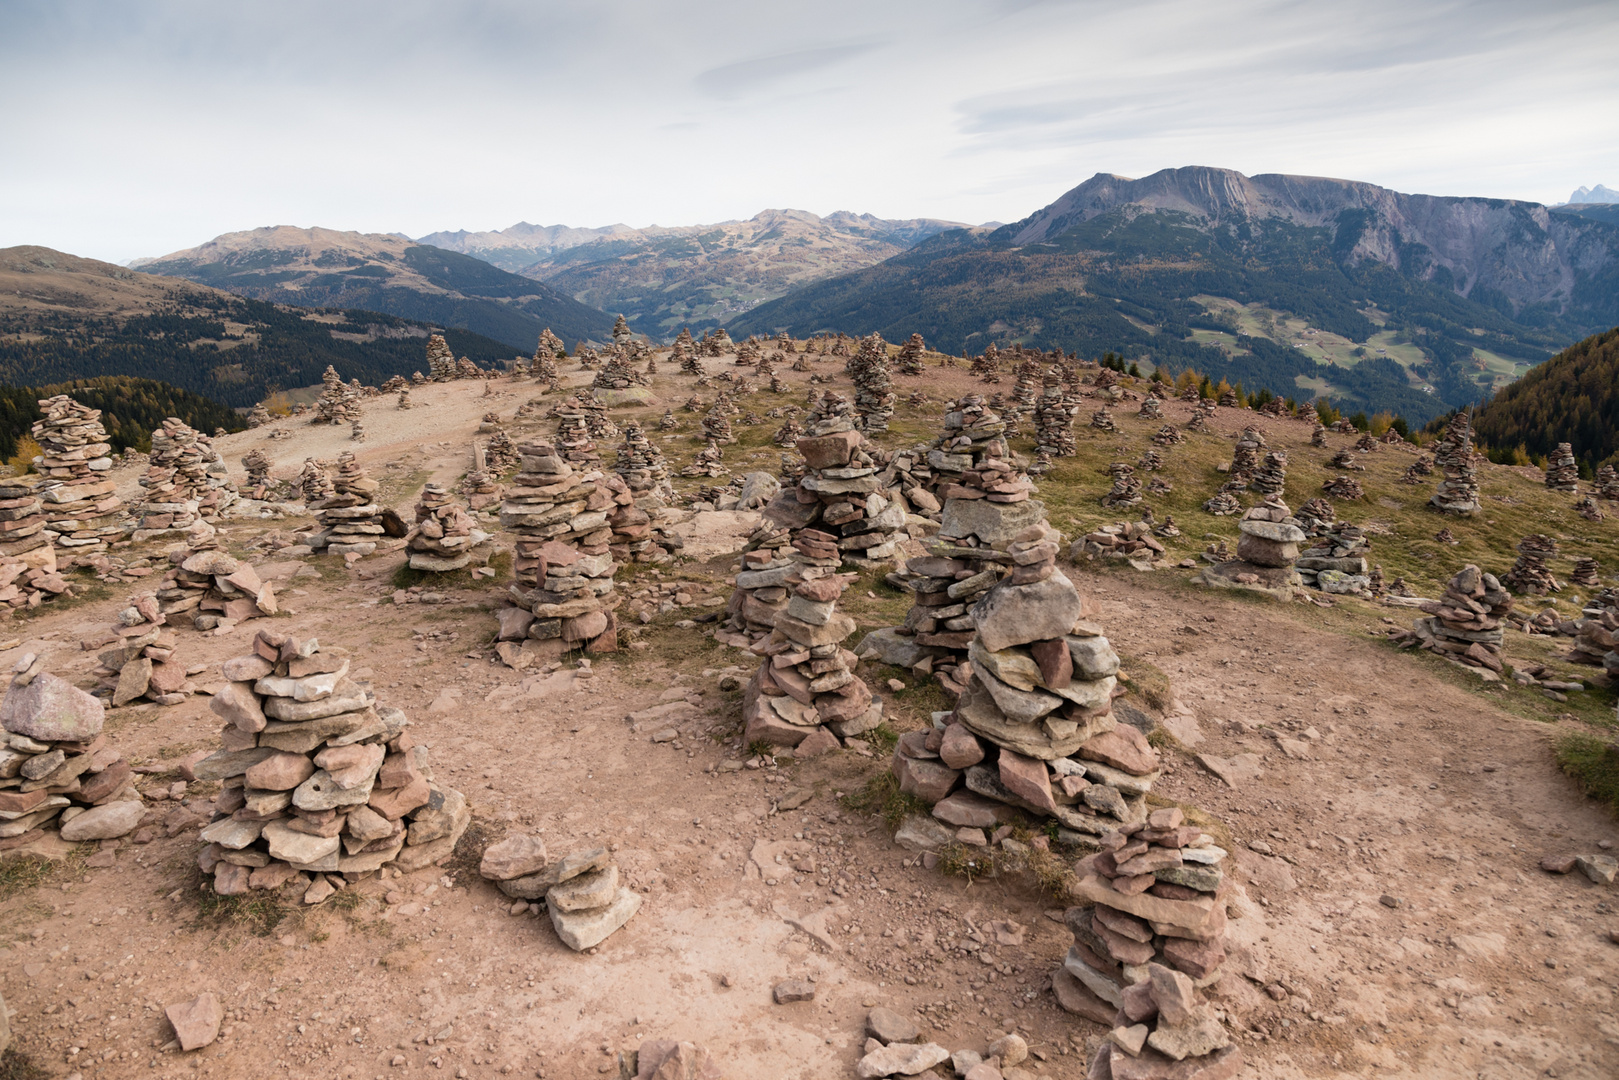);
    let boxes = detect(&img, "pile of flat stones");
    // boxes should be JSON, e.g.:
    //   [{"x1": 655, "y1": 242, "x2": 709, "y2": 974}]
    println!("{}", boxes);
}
[
  {"x1": 0, "y1": 658, "x2": 142, "y2": 847},
  {"x1": 313, "y1": 453, "x2": 387, "y2": 557},
  {"x1": 1500, "y1": 534, "x2": 1562, "y2": 596},
  {"x1": 1545, "y1": 443, "x2": 1579, "y2": 492},
  {"x1": 896, "y1": 333, "x2": 926, "y2": 376},
  {"x1": 1089, "y1": 409, "x2": 1117, "y2": 434},
  {"x1": 1138, "y1": 398, "x2": 1163, "y2": 421},
  {"x1": 1070, "y1": 521, "x2": 1167, "y2": 565},
  {"x1": 553, "y1": 401, "x2": 603, "y2": 467},
  {"x1": 479, "y1": 834, "x2": 642, "y2": 950},
  {"x1": 497, "y1": 441, "x2": 621, "y2": 658},
  {"x1": 1321, "y1": 475, "x2": 1363, "y2": 500},
  {"x1": 1399, "y1": 455, "x2": 1434, "y2": 485},
  {"x1": 680, "y1": 441, "x2": 729, "y2": 478},
  {"x1": 758, "y1": 391, "x2": 904, "y2": 567},
  {"x1": 241, "y1": 449, "x2": 274, "y2": 500},
  {"x1": 1101, "y1": 464, "x2": 1142, "y2": 509},
  {"x1": 1198, "y1": 496, "x2": 1306, "y2": 594},
  {"x1": 1033, "y1": 370, "x2": 1078, "y2": 460},
  {"x1": 1296, "y1": 522, "x2": 1371, "y2": 594},
  {"x1": 700, "y1": 402, "x2": 735, "y2": 446},
  {"x1": 425, "y1": 334, "x2": 457, "y2": 381},
  {"x1": 313, "y1": 365, "x2": 361, "y2": 422},
  {"x1": 246, "y1": 403, "x2": 272, "y2": 428},
  {"x1": 298, "y1": 458, "x2": 334, "y2": 505},
  {"x1": 613, "y1": 422, "x2": 671, "y2": 501},
  {"x1": 463, "y1": 468, "x2": 502, "y2": 513},
  {"x1": 1068, "y1": 827, "x2": 1241, "y2": 1078},
  {"x1": 406, "y1": 485, "x2": 489, "y2": 572},
  {"x1": 1570, "y1": 557, "x2": 1600, "y2": 588},
  {"x1": 1391, "y1": 564, "x2": 1513, "y2": 673},
  {"x1": 1151, "y1": 425, "x2": 1183, "y2": 447},
  {"x1": 485, "y1": 429, "x2": 520, "y2": 473},
  {"x1": 1566, "y1": 589, "x2": 1618, "y2": 677},
  {"x1": 742, "y1": 571, "x2": 883, "y2": 752},
  {"x1": 1229, "y1": 427, "x2": 1265, "y2": 486},
  {"x1": 849, "y1": 334, "x2": 896, "y2": 432},
  {"x1": 1249, "y1": 450, "x2": 1287, "y2": 496},
  {"x1": 1326, "y1": 447, "x2": 1364, "y2": 471},
  {"x1": 0, "y1": 479, "x2": 67, "y2": 609},
  {"x1": 135, "y1": 419, "x2": 239, "y2": 540},
  {"x1": 1430, "y1": 412, "x2": 1481, "y2": 515},
  {"x1": 92, "y1": 597, "x2": 193, "y2": 706},
  {"x1": 198, "y1": 629, "x2": 468, "y2": 899},
  {"x1": 30, "y1": 395, "x2": 130, "y2": 554},
  {"x1": 1200, "y1": 488, "x2": 1240, "y2": 517},
  {"x1": 1598, "y1": 464, "x2": 1619, "y2": 501},
  {"x1": 154, "y1": 546, "x2": 278, "y2": 631}
]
